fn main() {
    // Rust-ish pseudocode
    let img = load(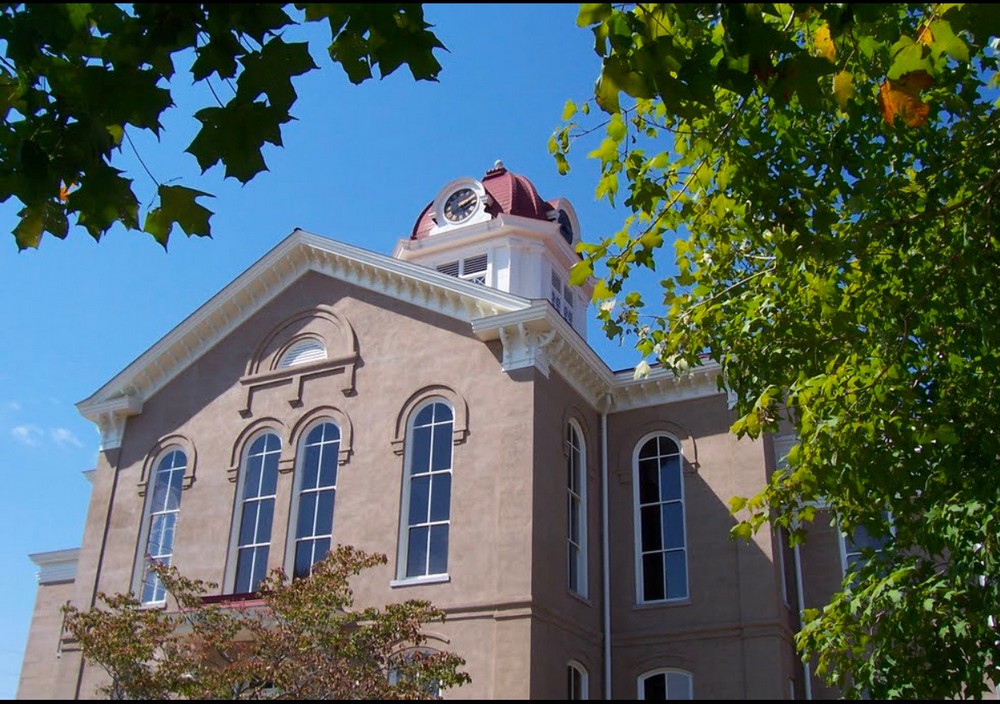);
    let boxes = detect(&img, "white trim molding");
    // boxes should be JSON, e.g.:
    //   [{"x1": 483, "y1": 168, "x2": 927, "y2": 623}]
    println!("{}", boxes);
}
[{"x1": 29, "y1": 548, "x2": 80, "y2": 585}]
